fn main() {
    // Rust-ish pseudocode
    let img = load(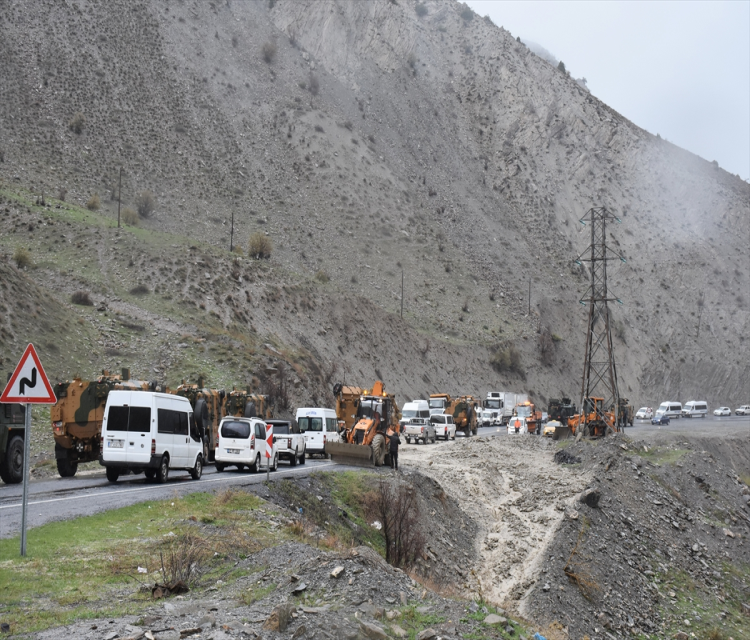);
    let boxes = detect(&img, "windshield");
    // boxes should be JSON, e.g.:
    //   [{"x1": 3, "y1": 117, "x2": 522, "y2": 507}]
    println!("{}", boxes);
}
[
  {"x1": 516, "y1": 406, "x2": 532, "y2": 418},
  {"x1": 298, "y1": 417, "x2": 323, "y2": 432},
  {"x1": 638, "y1": 407, "x2": 649, "y2": 412},
  {"x1": 402, "y1": 409, "x2": 418, "y2": 419},
  {"x1": 272, "y1": 424, "x2": 291, "y2": 434},
  {"x1": 429, "y1": 399, "x2": 445, "y2": 409},
  {"x1": 657, "y1": 403, "x2": 670, "y2": 412},
  {"x1": 431, "y1": 415, "x2": 445, "y2": 424},
  {"x1": 358, "y1": 400, "x2": 383, "y2": 419},
  {"x1": 483, "y1": 399, "x2": 502, "y2": 409}
]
